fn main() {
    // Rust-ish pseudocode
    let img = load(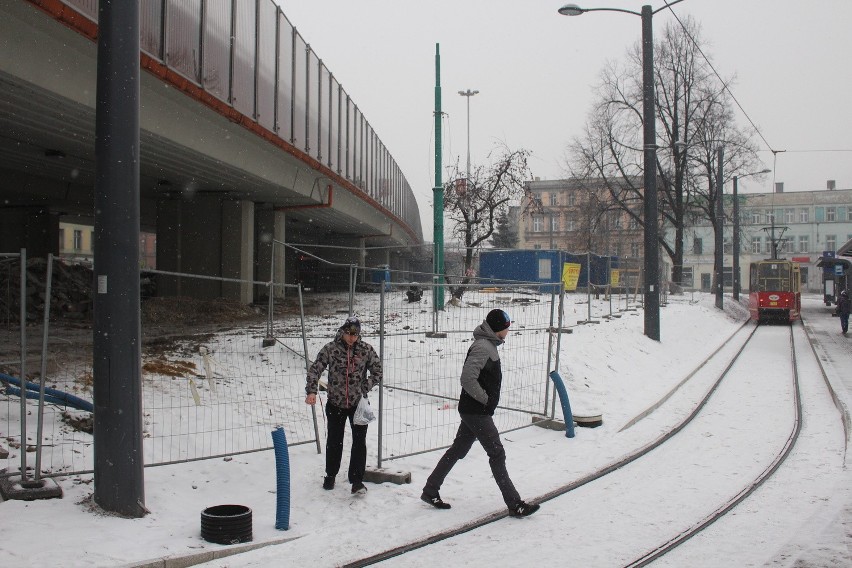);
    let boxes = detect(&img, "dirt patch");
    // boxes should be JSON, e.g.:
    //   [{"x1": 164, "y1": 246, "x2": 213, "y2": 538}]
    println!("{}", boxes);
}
[{"x1": 141, "y1": 359, "x2": 197, "y2": 378}]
